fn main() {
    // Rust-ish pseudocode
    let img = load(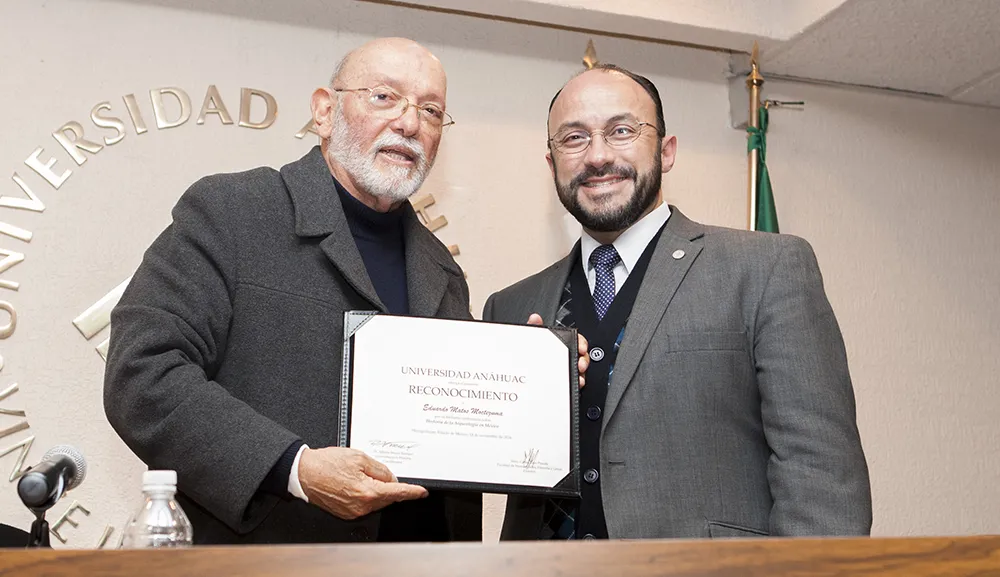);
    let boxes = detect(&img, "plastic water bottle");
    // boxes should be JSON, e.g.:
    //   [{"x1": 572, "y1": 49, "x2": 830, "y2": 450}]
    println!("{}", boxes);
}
[{"x1": 121, "y1": 470, "x2": 193, "y2": 548}]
